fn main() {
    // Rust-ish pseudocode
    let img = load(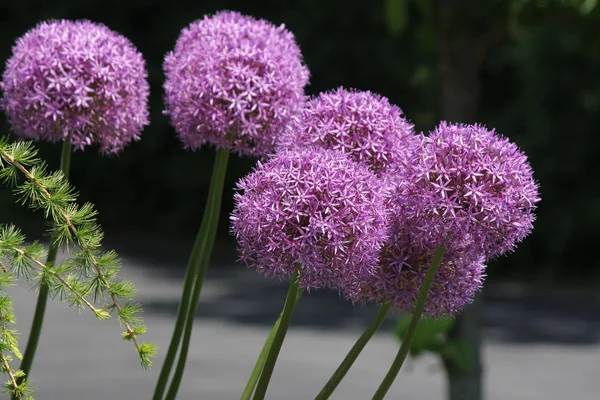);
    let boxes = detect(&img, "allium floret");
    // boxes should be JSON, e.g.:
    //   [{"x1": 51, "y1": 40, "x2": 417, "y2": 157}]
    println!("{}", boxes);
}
[
  {"x1": 0, "y1": 20, "x2": 150, "y2": 153},
  {"x1": 230, "y1": 148, "x2": 389, "y2": 291},
  {"x1": 394, "y1": 122, "x2": 540, "y2": 259},
  {"x1": 353, "y1": 205, "x2": 486, "y2": 316},
  {"x1": 278, "y1": 87, "x2": 415, "y2": 175},
  {"x1": 163, "y1": 11, "x2": 310, "y2": 156}
]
